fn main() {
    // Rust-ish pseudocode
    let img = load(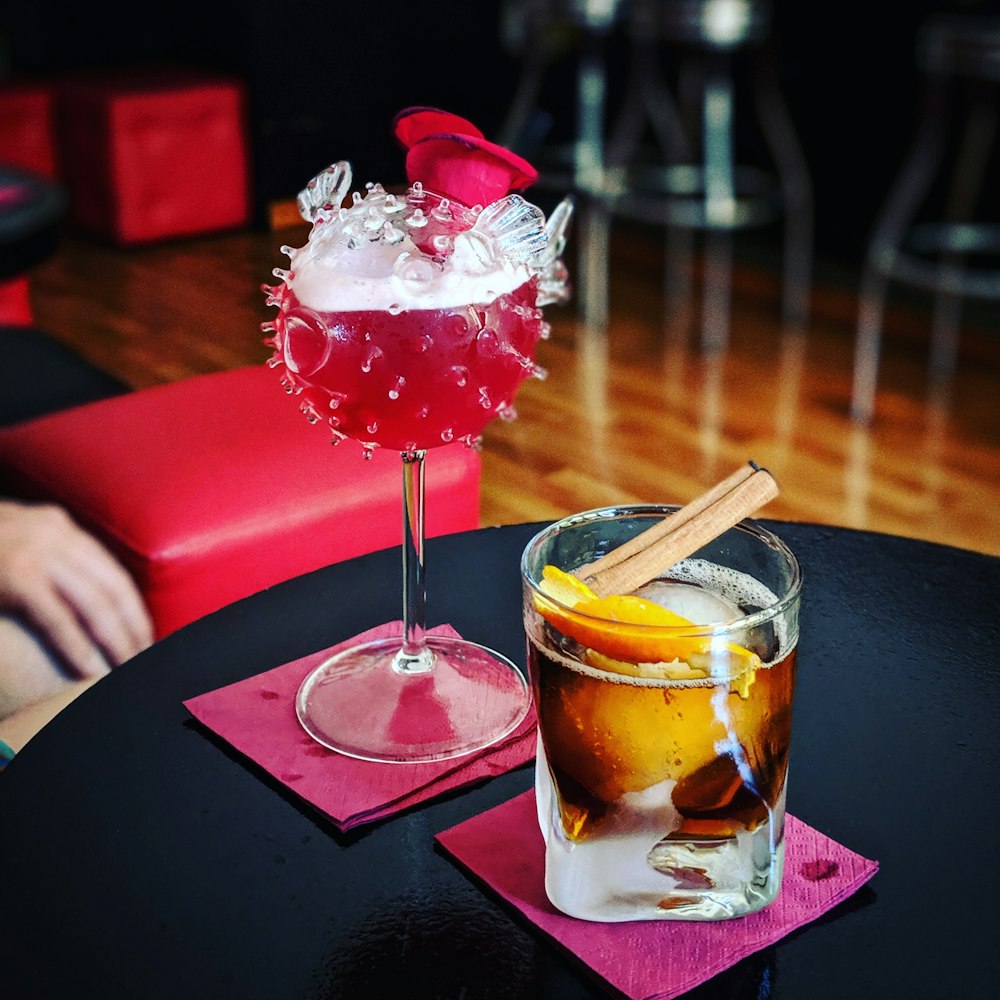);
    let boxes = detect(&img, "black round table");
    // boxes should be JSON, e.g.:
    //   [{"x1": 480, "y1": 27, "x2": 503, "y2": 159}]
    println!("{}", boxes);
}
[{"x1": 1, "y1": 521, "x2": 997, "y2": 999}]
